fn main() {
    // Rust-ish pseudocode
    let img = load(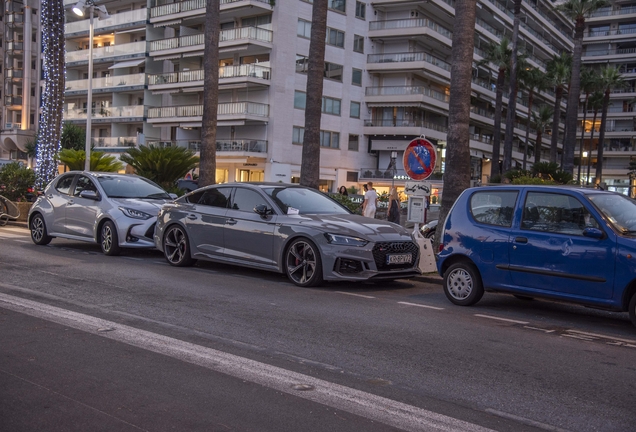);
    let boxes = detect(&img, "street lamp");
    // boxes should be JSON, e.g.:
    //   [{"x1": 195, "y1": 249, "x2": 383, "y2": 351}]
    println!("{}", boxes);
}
[{"x1": 73, "y1": 0, "x2": 109, "y2": 171}]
